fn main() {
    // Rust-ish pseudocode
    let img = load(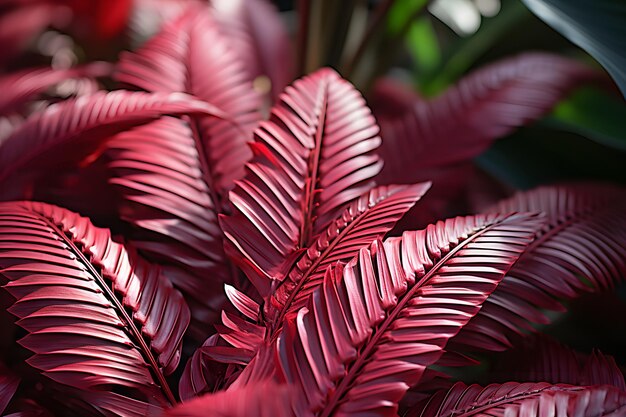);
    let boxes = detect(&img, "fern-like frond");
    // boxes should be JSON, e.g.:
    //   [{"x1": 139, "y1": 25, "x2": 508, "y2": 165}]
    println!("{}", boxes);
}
[
  {"x1": 235, "y1": 213, "x2": 543, "y2": 417},
  {"x1": 0, "y1": 201, "x2": 190, "y2": 414}
]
